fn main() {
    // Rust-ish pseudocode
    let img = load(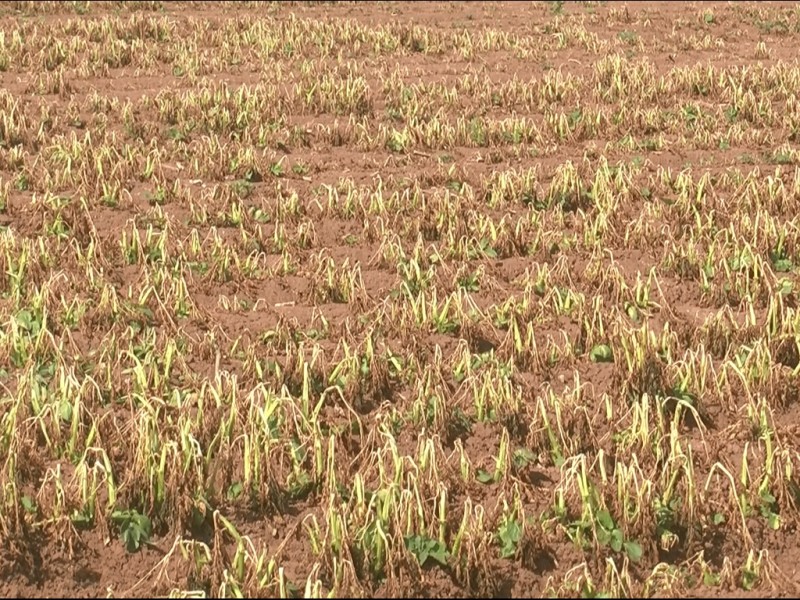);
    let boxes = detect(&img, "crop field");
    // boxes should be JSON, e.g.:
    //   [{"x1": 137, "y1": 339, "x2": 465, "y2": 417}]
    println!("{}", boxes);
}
[{"x1": 4, "y1": 0, "x2": 800, "y2": 597}]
